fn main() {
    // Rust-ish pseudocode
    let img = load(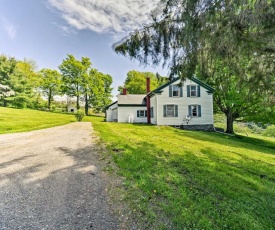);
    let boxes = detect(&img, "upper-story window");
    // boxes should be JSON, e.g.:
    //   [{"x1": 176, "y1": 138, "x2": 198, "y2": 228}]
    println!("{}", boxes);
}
[
  {"x1": 187, "y1": 85, "x2": 200, "y2": 97},
  {"x1": 172, "y1": 85, "x2": 180, "y2": 97},
  {"x1": 169, "y1": 84, "x2": 183, "y2": 97},
  {"x1": 190, "y1": 85, "x2": 197, "y2": 97}
]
